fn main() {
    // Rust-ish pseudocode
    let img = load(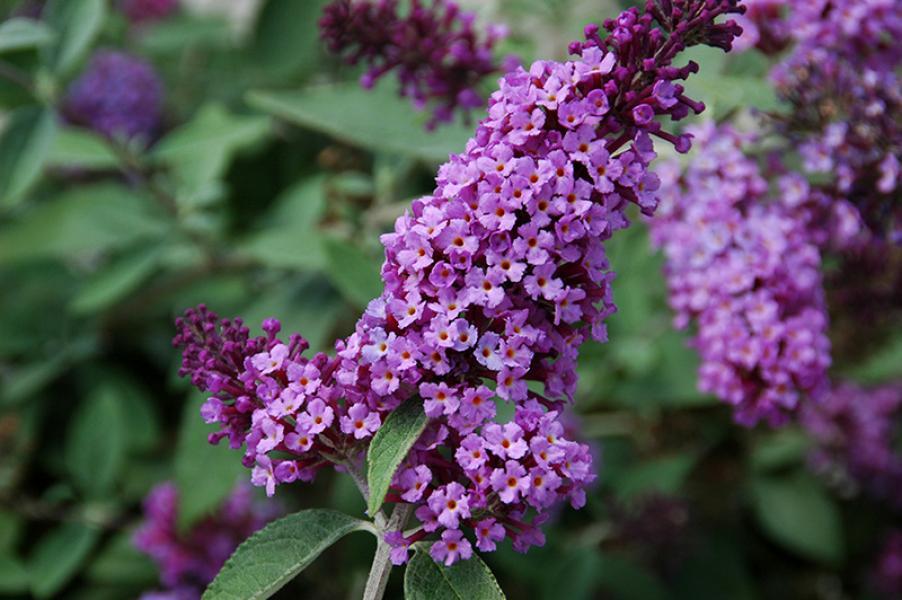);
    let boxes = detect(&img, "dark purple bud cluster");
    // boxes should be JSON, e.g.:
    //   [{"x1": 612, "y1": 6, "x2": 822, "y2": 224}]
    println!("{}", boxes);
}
[
  {"x1": 319, "y1": 0, "x2": 506, "y2": 129},
  {"x1": 62, "y1": 50, "x2": 164, "y2": 142}
]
